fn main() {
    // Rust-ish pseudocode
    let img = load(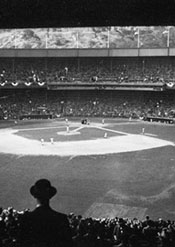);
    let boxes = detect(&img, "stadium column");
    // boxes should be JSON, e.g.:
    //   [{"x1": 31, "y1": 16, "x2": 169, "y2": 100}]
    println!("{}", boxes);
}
[
  {"x1": 12, "y1": 58, "x2": 15, "y2": 82},
  {"x1": 78, "y1": 58, "x2": 80, "y2": 72},
  {"x1": 76, "y1": 32, "x2": 79, "y2": 48},
  {"x1": 163, "y1": 28, "x2": 170, "y2": 56},
  {"x1": 110, "y1": 57, "x2": 112, "y2": 73},
  {"x1": 166, "y1": 28, "x2": 170, "y2": 56},
  {"x1": 107, "y1": 28, "x2": 110, "y2": 48},
  {"x1": 167, "y1": 30, "x2": 170, "y2": 56},
  {"x1": 136, "y1": 27, "x2": 140, "y2": 57},
  {"x1": 45, "y1": 90, "x2": 48, "y2": 106},
  {"x1": 45, "y1": 57, "x2": 47, "y2": 84}
]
